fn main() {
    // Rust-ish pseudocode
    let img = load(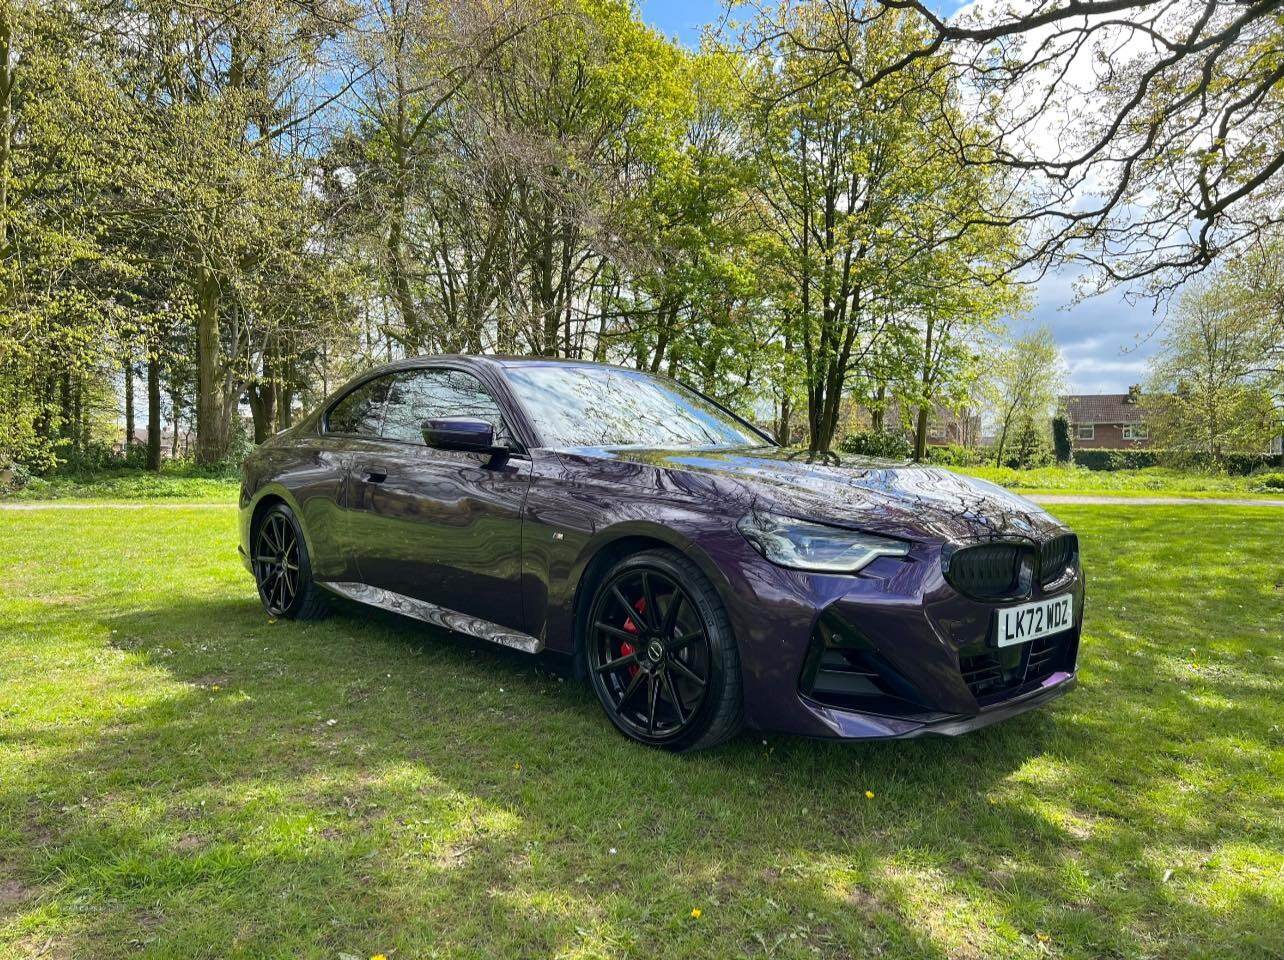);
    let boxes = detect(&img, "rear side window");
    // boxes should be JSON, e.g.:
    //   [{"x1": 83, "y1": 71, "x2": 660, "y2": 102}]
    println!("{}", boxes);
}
[
  {"x1": 381, "y1": 368, "x2": 512, "y2": 446},
  {"x1": 326, "y1": 375, "x2": 394, "y2": 437}
]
